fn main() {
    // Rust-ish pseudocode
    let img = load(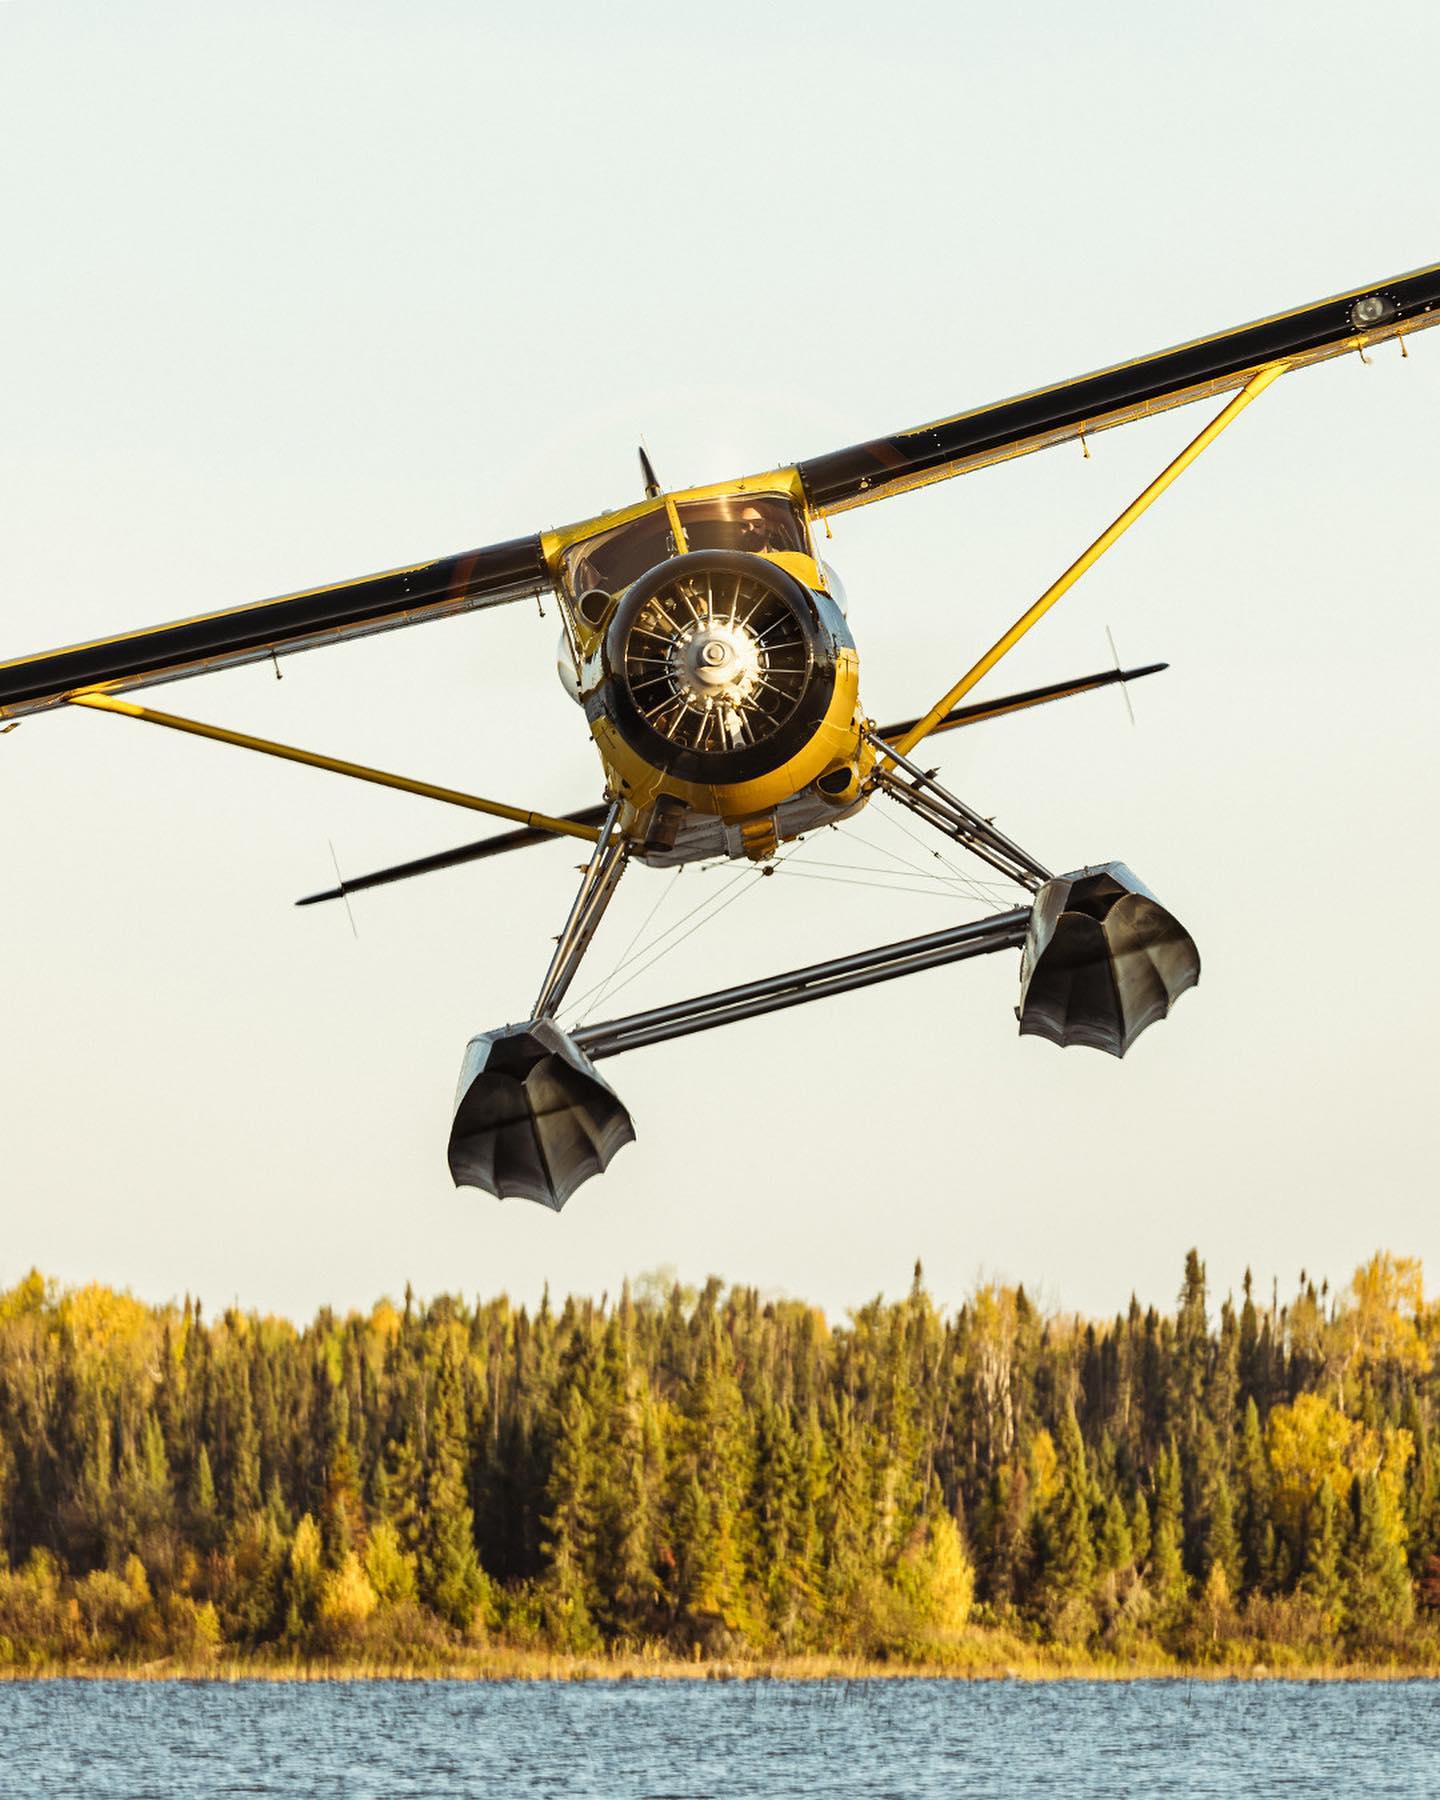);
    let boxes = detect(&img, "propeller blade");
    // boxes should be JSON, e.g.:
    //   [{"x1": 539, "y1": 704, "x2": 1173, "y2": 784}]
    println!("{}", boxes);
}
[{"x1": 1106, "y1": 628, "x2": 1137, "y2": 726}]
